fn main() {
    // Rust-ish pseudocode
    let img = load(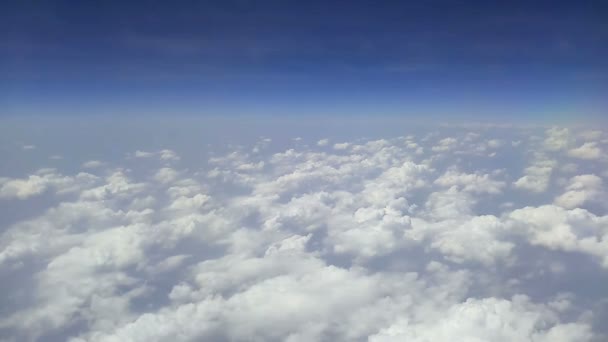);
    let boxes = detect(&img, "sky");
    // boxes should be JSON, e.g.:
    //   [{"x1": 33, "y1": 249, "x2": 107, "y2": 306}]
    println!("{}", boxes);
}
[{"x1": 1, "y1": 0, "x2": 607, "y2": 121}]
